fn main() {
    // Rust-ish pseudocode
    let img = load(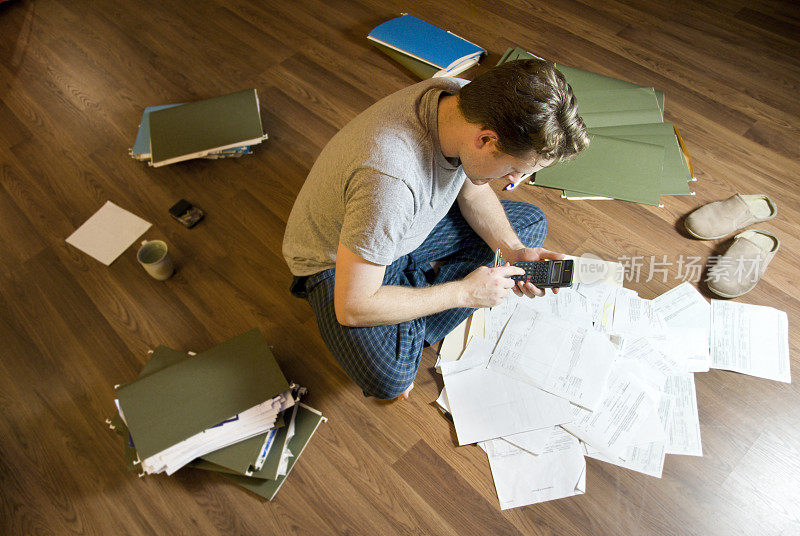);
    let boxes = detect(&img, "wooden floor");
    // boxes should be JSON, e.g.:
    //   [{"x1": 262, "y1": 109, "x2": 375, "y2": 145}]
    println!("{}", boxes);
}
[{"x1": 1, "y1": 0, "x2": 798, "y2": 534}]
